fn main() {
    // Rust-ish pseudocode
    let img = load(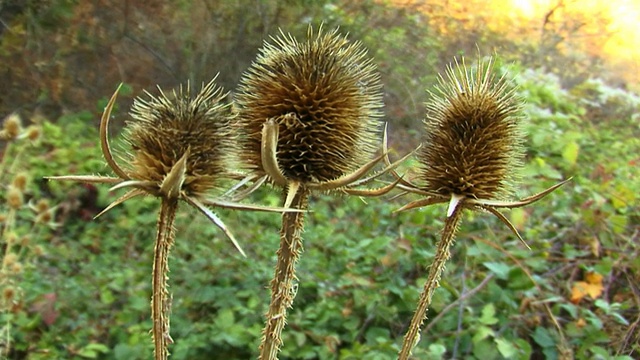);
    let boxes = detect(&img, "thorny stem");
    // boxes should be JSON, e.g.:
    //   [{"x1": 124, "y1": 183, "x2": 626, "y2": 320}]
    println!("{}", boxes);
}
[
  {"x1": 259, "y1": 187, "x2": 309, "y2": 360},
  {"x1": 152, "y1": 199, "x2": 178, "y2": 360},
  {"x1": 398, "y1": 203, "x2": 464, "y2": 360}
]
